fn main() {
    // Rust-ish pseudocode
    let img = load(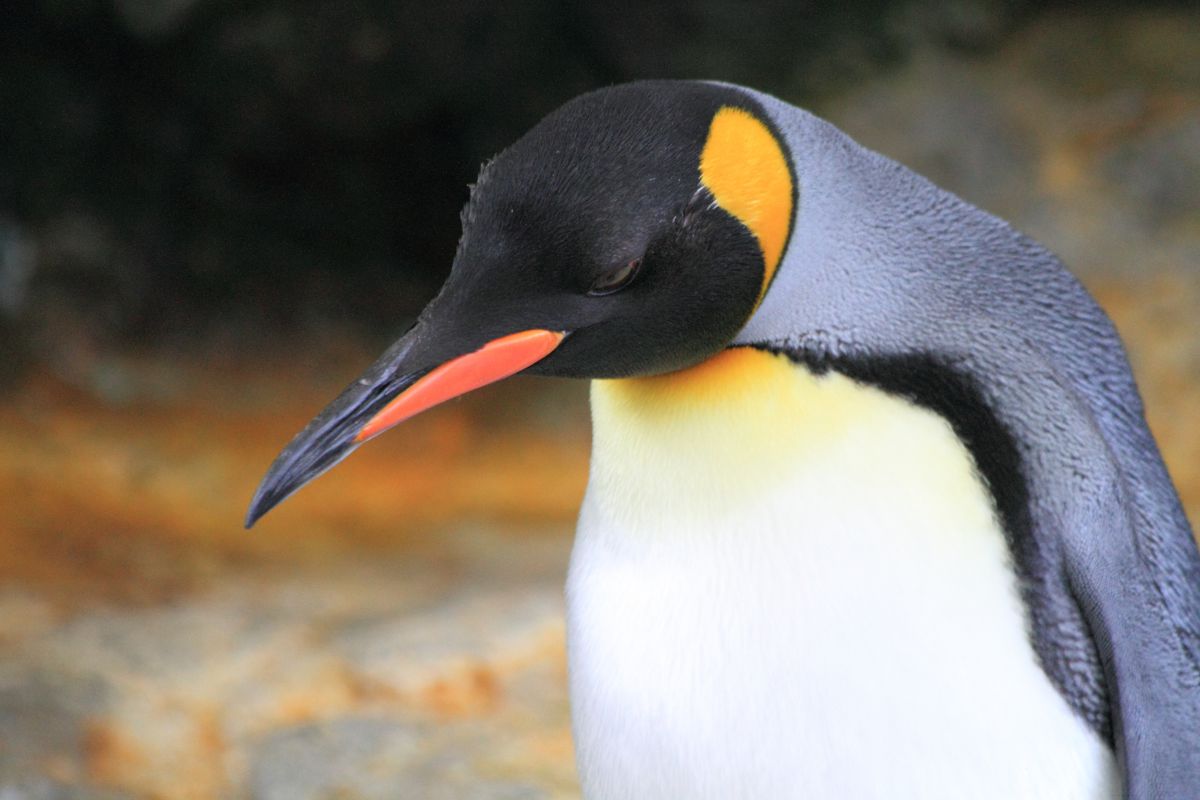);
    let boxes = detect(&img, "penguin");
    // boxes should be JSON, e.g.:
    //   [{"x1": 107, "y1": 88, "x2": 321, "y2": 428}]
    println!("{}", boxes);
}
[{"x1": 245, "y1": 80, "x2": 1200, "y2": 799}]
